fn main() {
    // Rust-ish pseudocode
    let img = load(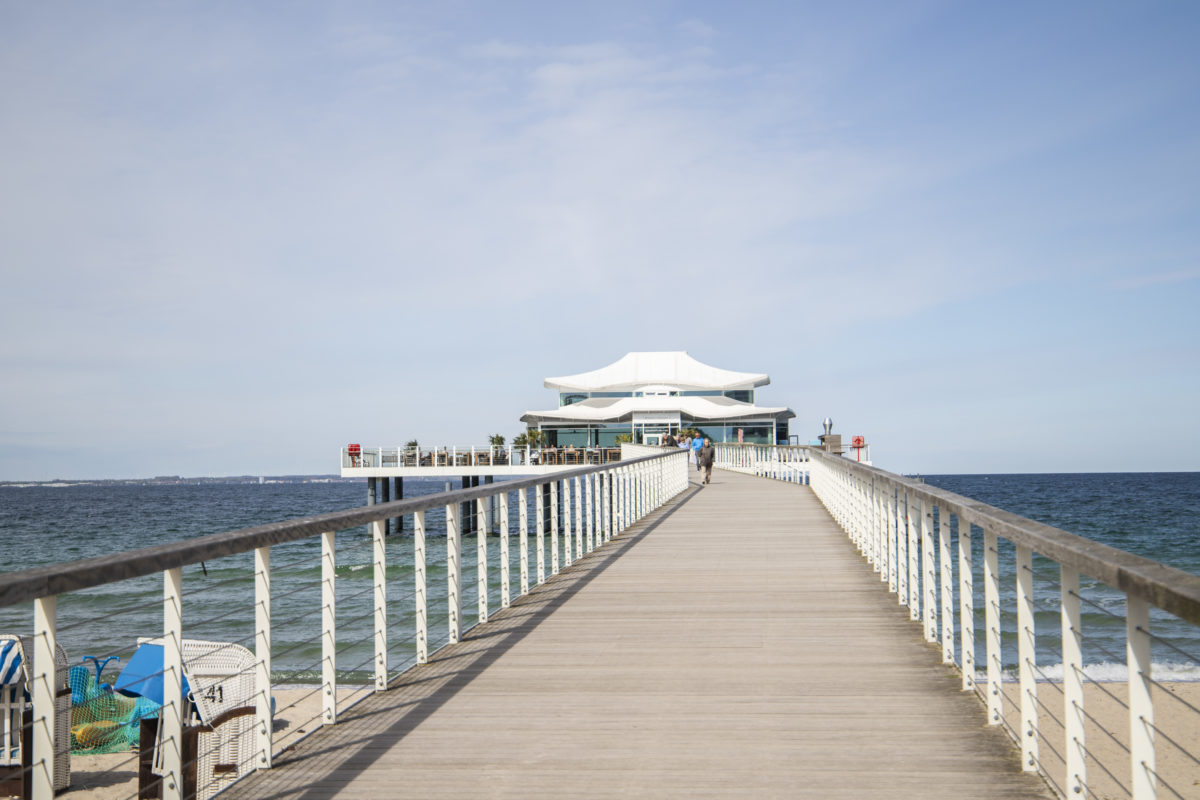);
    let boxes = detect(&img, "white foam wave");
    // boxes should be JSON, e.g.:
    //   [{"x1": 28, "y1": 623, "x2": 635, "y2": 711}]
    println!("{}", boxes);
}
[{"x1": 976, "y1": 661, "x2": 1200, "y2": 683}]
